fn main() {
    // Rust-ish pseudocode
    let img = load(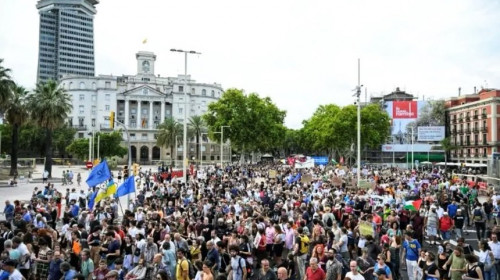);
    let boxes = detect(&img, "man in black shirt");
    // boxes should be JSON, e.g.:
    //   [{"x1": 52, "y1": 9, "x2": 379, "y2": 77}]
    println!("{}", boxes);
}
[{"x1": 453, "y1": 209, "x2": 465, "y2": 238}]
